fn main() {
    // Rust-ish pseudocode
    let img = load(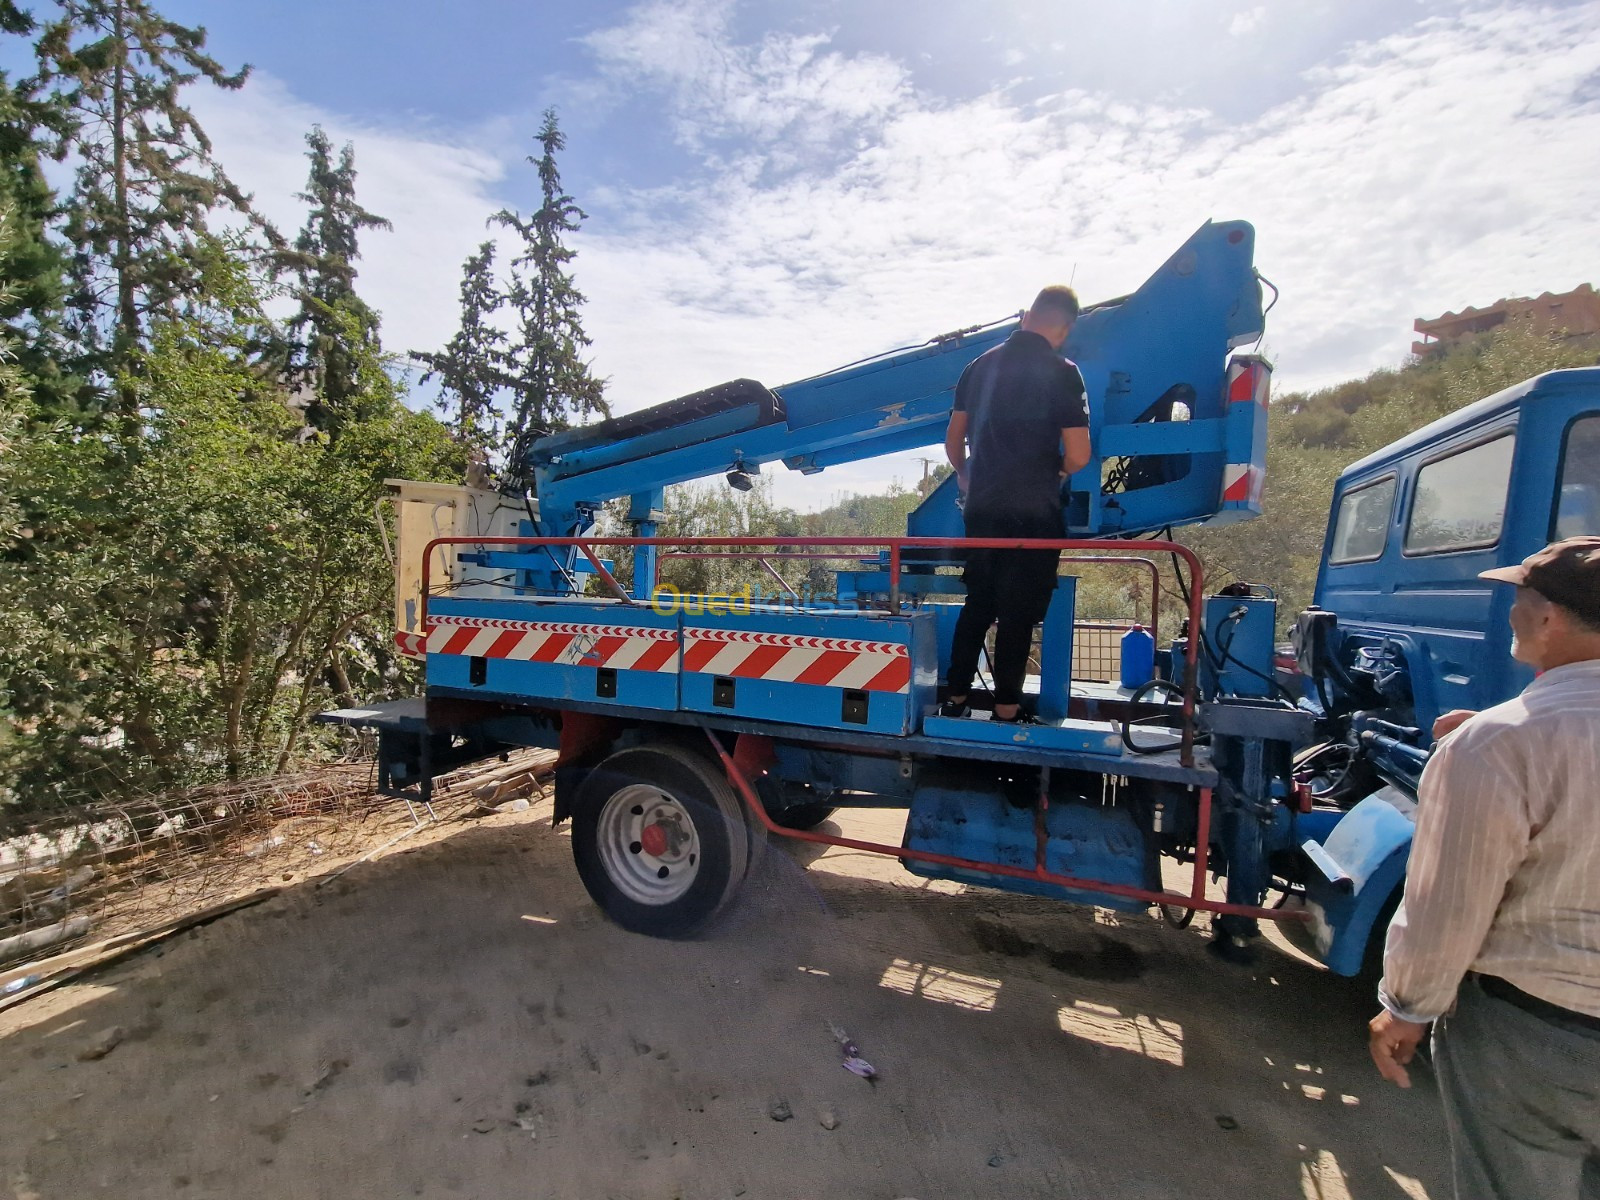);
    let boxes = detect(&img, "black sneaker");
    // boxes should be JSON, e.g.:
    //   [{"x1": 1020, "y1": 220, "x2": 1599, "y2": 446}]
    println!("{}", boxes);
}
[
  {"x1": 939, "y1": 699, "x2": 972, "y2": 718},
  {"x1": 991, "y1": 709, "x2": 1040, "y2": 725}
]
